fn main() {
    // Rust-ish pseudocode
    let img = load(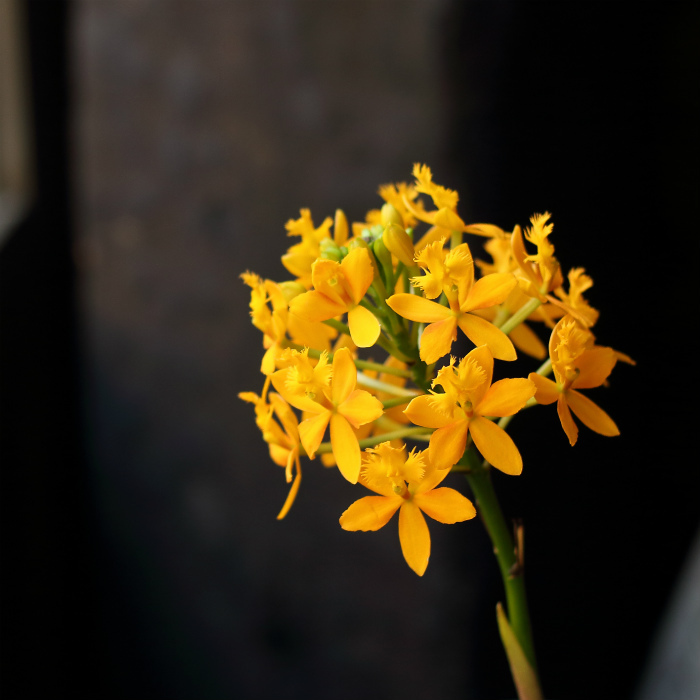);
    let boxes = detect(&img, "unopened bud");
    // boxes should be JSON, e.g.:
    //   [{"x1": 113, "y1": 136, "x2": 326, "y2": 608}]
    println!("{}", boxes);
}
[
  {"x1": 320, "y1": 237, "x2": 342, "y2": 261},
  {"x1": 278, "y1": 280, "x2": 307, "y2": 302},
  {"x1": 383, "y1": 223, "x2": 415, "y2": 267},
  {"x1": 380, "y1": 202, "x2": 403, "y2": 227}
]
